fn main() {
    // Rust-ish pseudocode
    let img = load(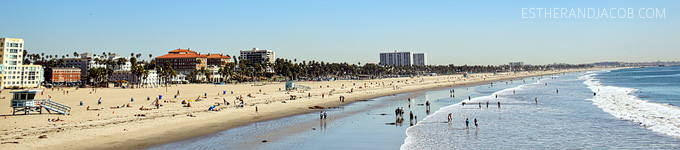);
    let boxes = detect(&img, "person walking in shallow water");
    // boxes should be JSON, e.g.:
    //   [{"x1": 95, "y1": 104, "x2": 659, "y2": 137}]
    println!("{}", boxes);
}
[
  {"x1": 447, "y1": 113, "x2": 452, "y2": 123},
  {"x1": 535, "y1": 97, "x2": 538, "y2": 105},
  {"x1": 395, "y1": 107, "x2": 399, "y2": 118},
  {"x1": 465, "y1": 118, "x2": 470, "y2": 129},
  {"x1": 474, "y1": 118, "x2": 478, "y2": 128}
]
